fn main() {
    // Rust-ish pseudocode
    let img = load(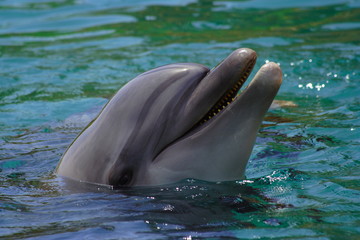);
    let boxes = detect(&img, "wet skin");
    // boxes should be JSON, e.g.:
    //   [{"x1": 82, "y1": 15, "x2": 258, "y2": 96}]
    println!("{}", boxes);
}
[{"x1": 56, "y1": 48, "x2": 282, "y2": 187}]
